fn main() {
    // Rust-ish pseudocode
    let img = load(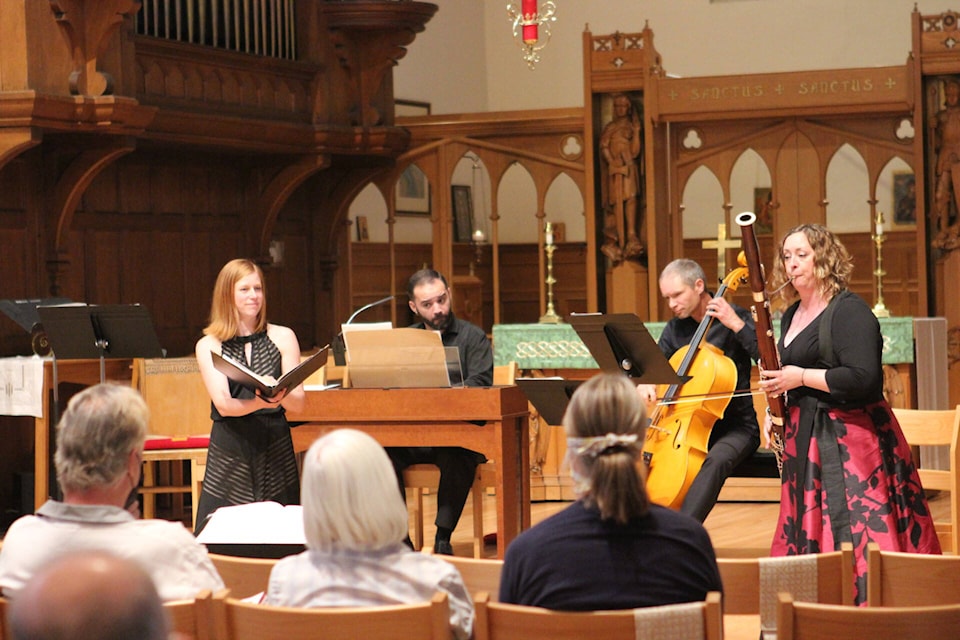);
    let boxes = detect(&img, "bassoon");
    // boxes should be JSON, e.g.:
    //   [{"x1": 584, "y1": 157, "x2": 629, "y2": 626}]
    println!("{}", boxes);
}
[{"x1": 735, "y1": 211, "x2": 785, "y2": 470}]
